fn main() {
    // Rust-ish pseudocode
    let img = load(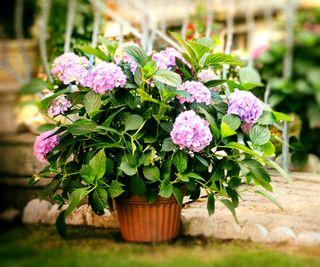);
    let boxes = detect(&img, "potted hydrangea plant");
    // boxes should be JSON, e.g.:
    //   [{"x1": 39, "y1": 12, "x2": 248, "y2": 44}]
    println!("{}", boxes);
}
[{"x1": 32, "y1": 33, "x2": 289, "y2": 242}]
